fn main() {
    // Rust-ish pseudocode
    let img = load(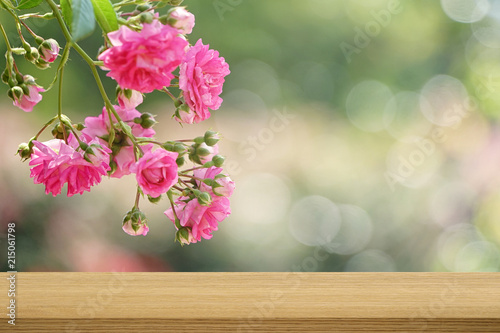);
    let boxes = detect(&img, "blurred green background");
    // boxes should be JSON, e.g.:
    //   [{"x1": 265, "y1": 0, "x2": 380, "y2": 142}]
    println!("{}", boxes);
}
[{"x1": 1, "y1": 0, "x2": 500, "y2": 272}]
